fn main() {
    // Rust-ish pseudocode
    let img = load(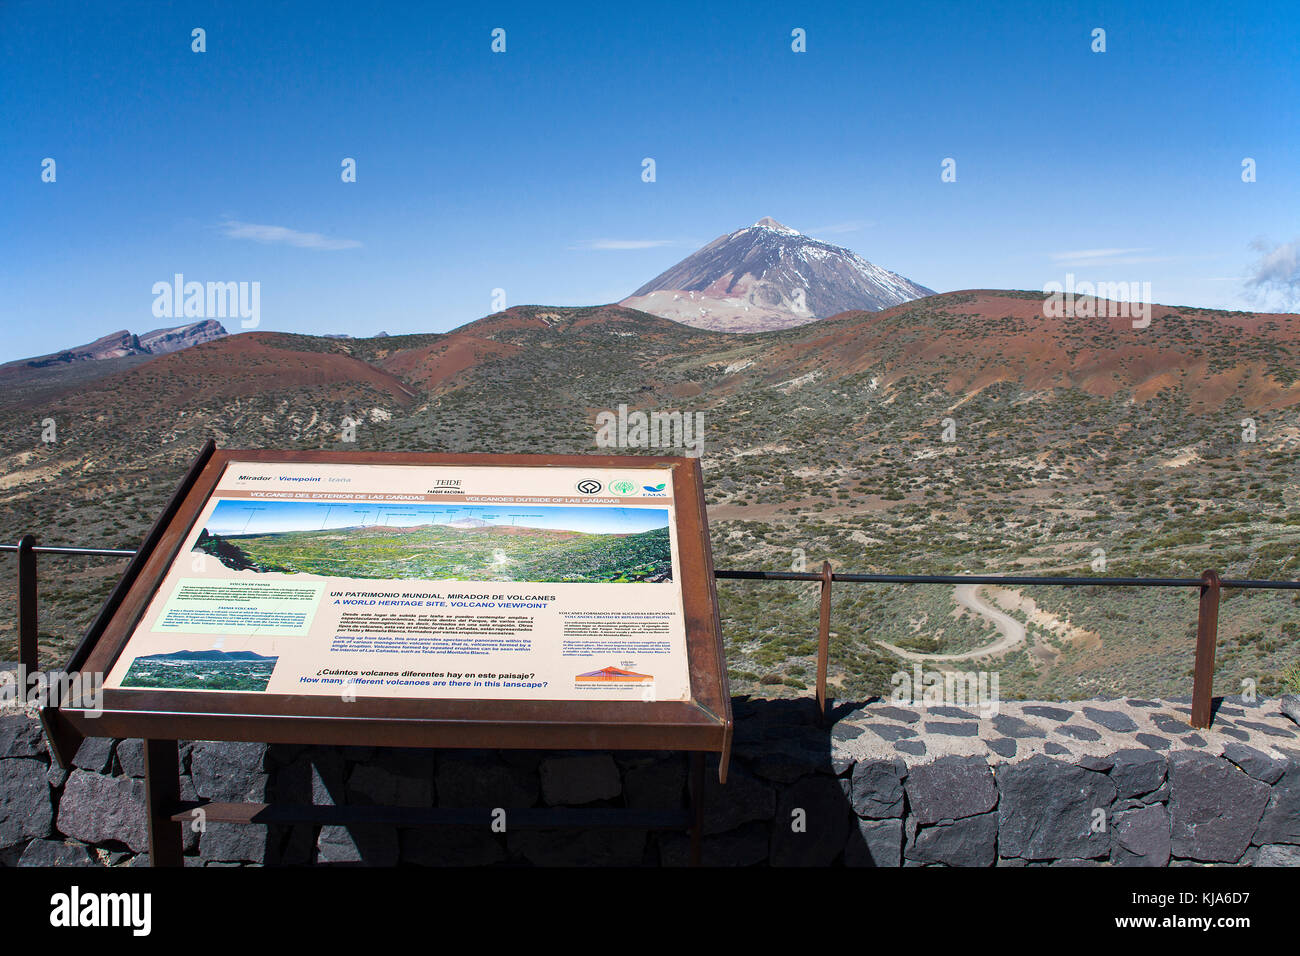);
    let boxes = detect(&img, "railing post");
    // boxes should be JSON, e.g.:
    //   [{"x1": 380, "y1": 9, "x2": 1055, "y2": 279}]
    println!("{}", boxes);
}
[
  {"x1": 816, "y1": 561, "x2": 832, "y2": 725},
  {"x1": 1190, "y1": 569, "x2": 1221, "y2": 729},
  {"x1": 16, "y1": 535, "x2": 38, "y2": 675}
]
